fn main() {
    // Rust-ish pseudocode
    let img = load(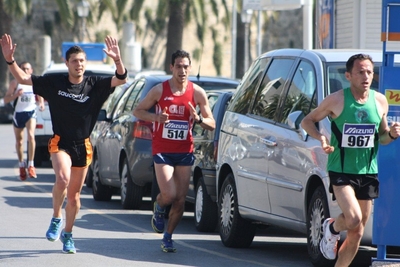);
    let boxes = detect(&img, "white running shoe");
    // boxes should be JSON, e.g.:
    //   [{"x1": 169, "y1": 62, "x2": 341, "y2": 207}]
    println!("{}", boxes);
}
[{"x1": 319, "y1": 218, "x2": 340, "y2": 260}]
